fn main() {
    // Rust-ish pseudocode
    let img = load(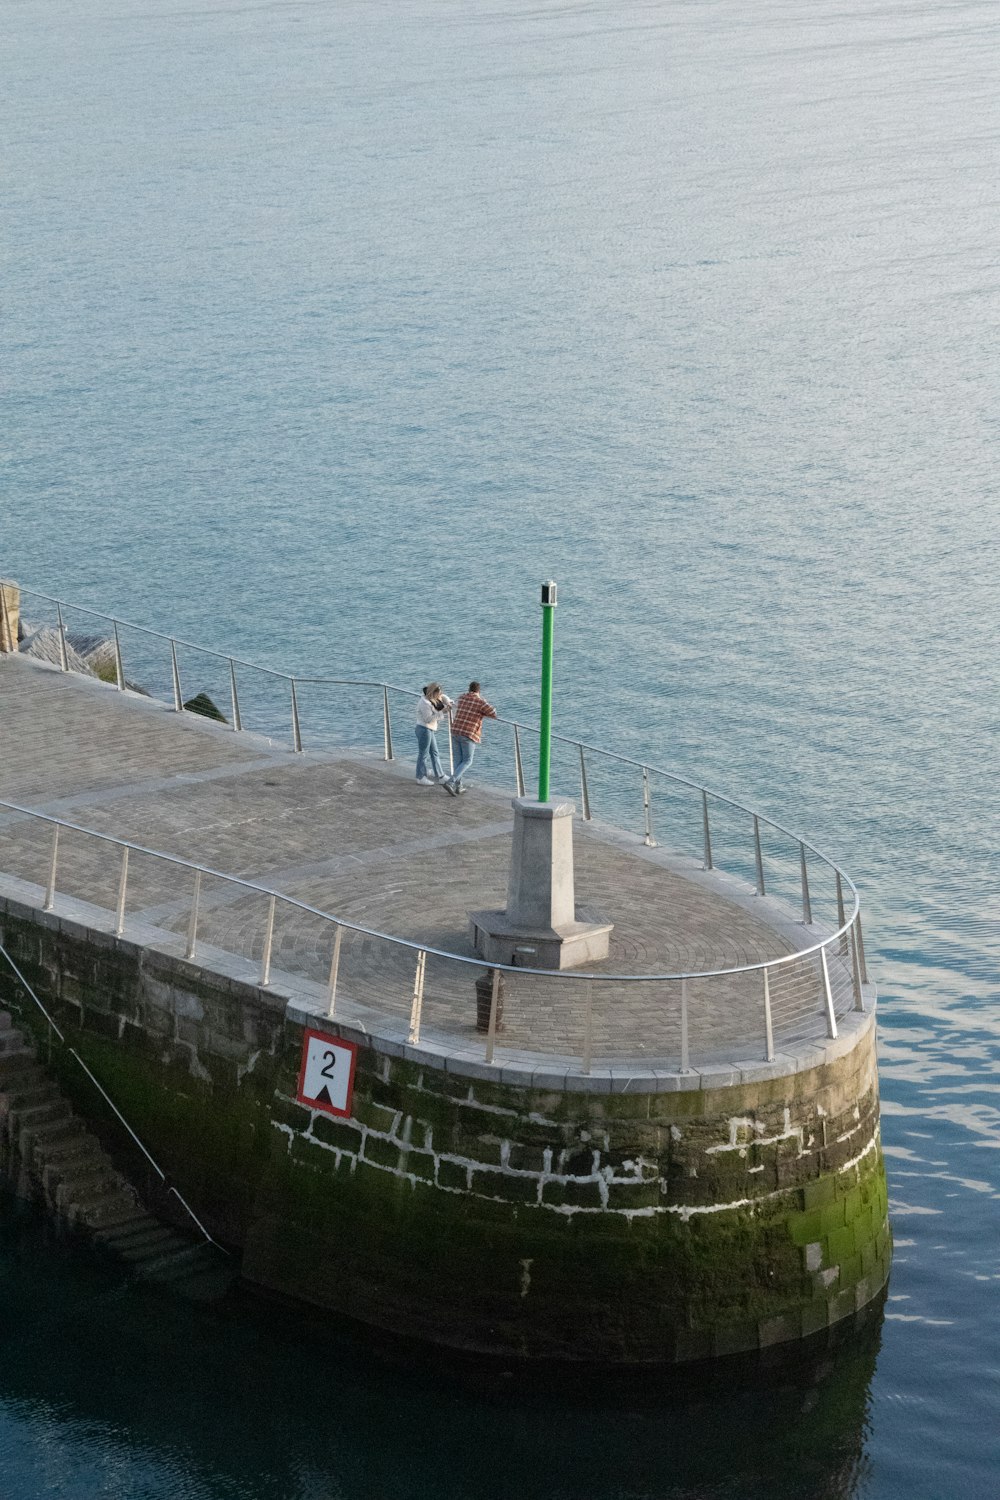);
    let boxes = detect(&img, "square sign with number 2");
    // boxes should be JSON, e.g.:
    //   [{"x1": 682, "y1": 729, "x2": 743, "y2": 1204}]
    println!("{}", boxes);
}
[{"x1": 296, "y1": 1028, "x2": 359, "y2": 1119}]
